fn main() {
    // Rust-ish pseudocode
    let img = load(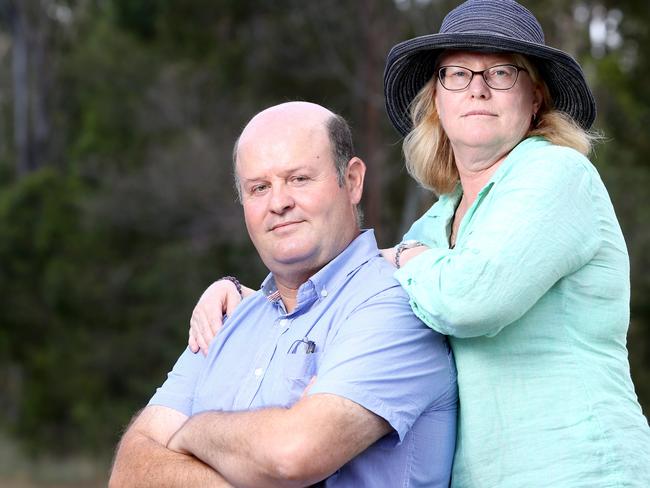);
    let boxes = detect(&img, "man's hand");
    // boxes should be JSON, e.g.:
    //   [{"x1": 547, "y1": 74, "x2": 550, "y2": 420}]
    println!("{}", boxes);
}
[
  {"x1": 166, "y1": 424, "x2": 191, "y2": 454},
  {"x1": 301, "y1": 376, "x2": 317, "y2": 399}
]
